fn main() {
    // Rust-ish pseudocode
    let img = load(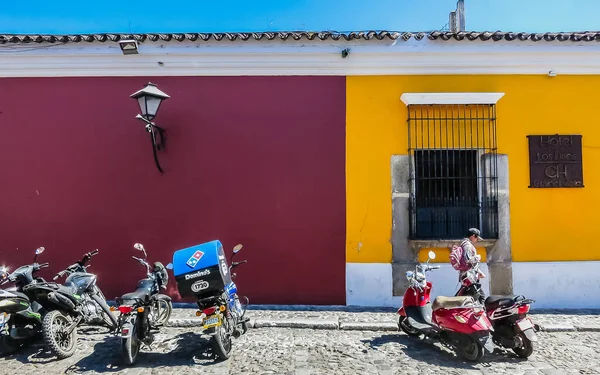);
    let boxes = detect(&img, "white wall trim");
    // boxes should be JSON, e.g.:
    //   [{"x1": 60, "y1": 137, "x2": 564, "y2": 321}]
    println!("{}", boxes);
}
[
  {"x1": 400, "y1": 92, "x2": 505, "y2": 105},
  {"x1": 1, "y1": 40, "x2": 600, "y2": 77},
  {"x1": 347, "y1": 261, "x2": 600, "y2": 309}
]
